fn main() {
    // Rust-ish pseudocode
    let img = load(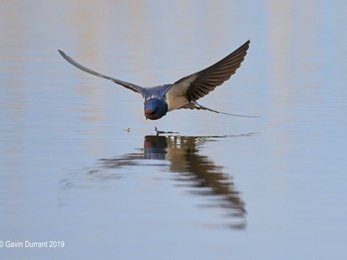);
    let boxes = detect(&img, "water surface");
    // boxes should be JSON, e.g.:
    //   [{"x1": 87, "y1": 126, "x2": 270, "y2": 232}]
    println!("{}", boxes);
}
[{"x1": 1, "y1": 1, "x2": 347, "y2": 259}]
